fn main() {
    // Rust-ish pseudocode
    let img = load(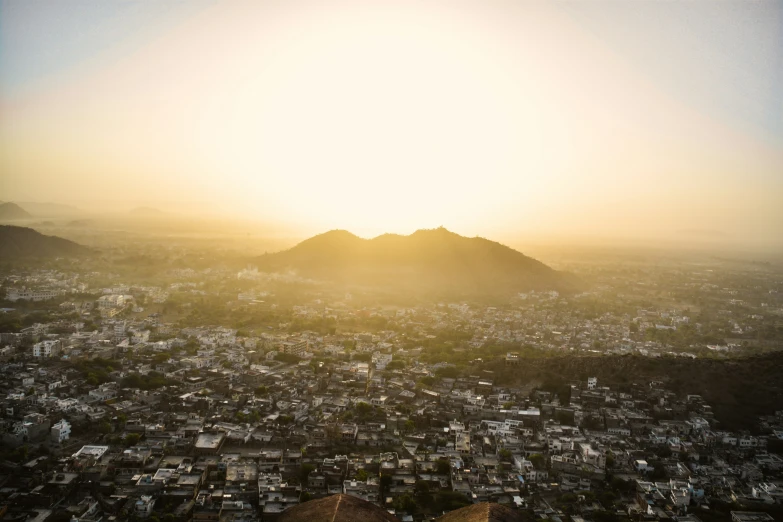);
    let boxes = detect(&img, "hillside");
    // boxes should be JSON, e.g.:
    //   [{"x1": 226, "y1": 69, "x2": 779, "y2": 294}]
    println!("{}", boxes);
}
[
  {"x1": 255, "y1": 228, "x2": 577, "y2": 297},
  {"x1": 0, "y1": 202, "x2": 32, "y2": 220},
  {"x1": 0, "y1": 226, "x2": 91, "y2": 258},
  {"x1": 129, "y1": 206, "x2": 168, "y2": 217},
  {"x1": 483, "y1": 352, "x2": 783, "y2": 431},
  {"x1": 15, "y1": 201, "x2": 84, "y2": 217}
]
